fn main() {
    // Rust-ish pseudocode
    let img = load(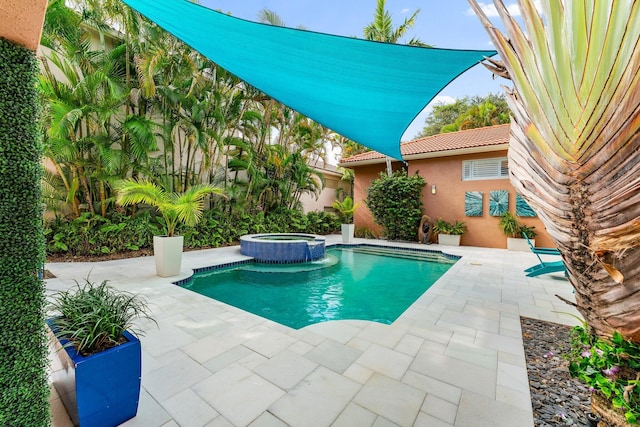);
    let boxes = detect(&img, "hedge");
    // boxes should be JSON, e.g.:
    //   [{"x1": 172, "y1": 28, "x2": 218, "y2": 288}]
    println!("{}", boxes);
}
[
  {"x1": 0, "y1": 38, "x2": 49, "y2": 425},
  {"x1": 366, "y1": 170, "x2": 425, "y2": 241},
  {"x1": 45, "y1": 208, "x2": 342, "y2": 256}
]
